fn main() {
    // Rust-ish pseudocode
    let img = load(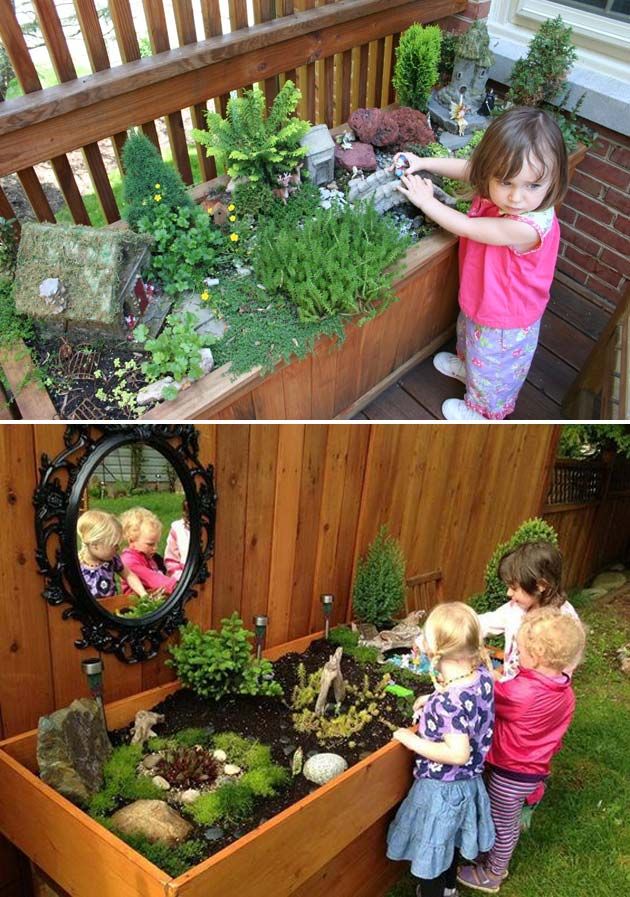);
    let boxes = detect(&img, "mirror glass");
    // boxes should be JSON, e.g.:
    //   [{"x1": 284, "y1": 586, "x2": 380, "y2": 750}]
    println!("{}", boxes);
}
[{"x1": 76, "y1": 443, "x2": 189, "y2": 621}]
